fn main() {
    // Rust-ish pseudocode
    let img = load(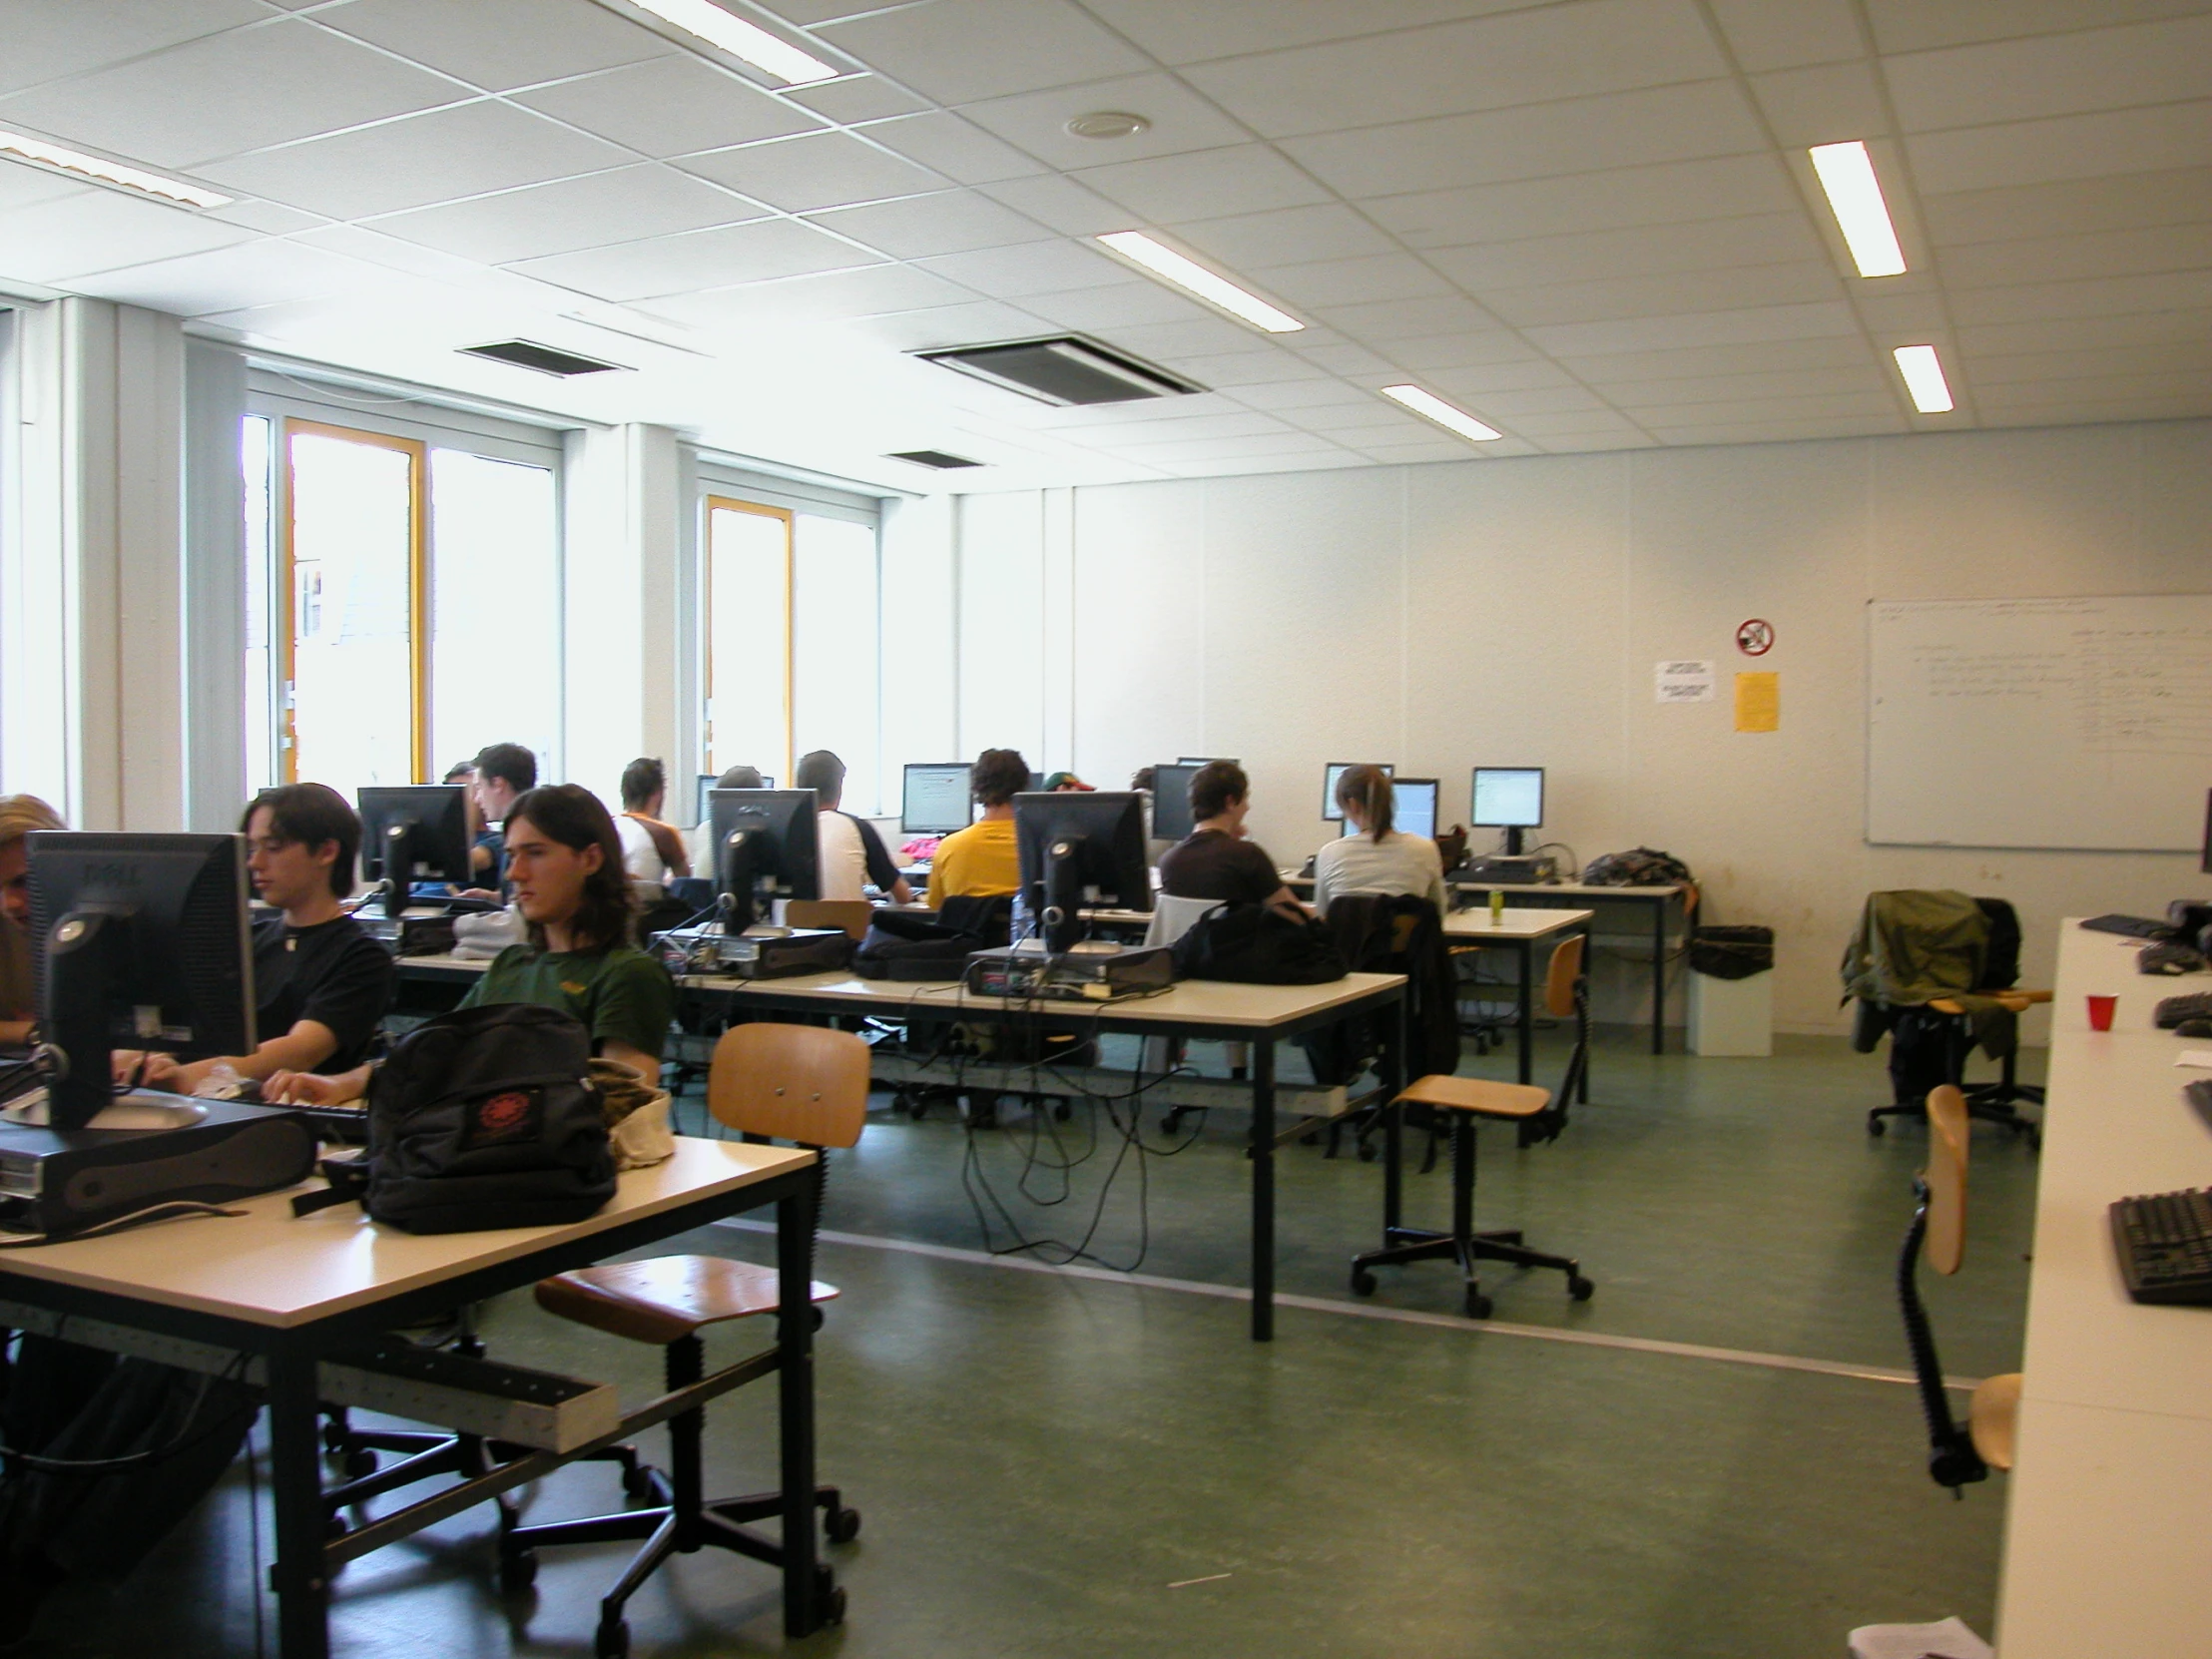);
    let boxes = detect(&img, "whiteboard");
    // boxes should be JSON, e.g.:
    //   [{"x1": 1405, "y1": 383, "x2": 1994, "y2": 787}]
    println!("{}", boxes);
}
[{"x1": 1867, "y1": 595, "x2": 2212, "y2": 850}]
